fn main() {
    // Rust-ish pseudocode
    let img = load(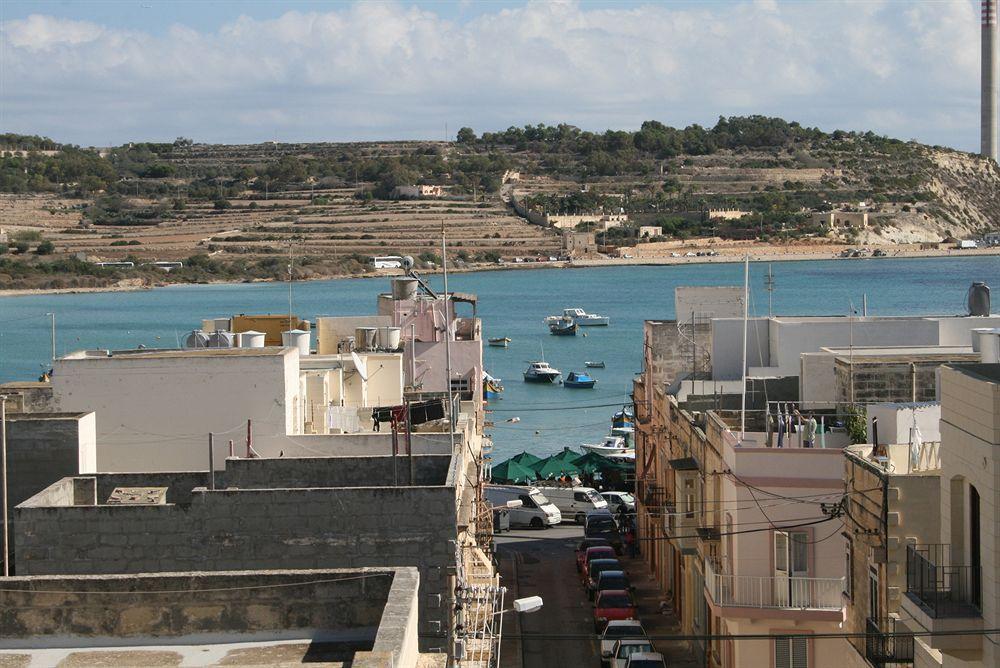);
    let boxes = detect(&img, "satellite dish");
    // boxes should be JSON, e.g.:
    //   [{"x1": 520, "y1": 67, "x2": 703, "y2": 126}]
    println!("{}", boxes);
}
[{"x1": 402, "y1": 255, "x2": 415, "y2": 271}]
